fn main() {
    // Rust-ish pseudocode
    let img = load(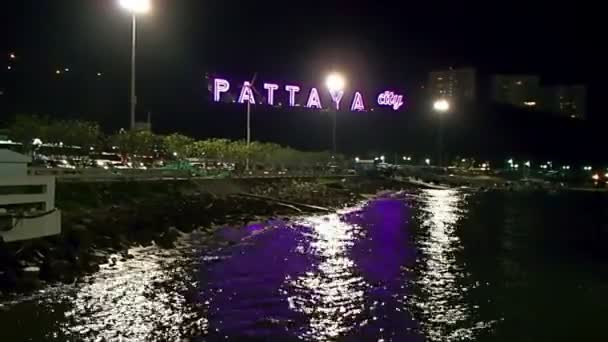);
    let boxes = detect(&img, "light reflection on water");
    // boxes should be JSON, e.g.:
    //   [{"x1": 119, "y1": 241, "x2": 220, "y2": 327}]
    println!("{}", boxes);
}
[
  {"x1": 287, "y1": 212, "x2": 368, "y2": 341},
  {"x1": 0, "y1": 191, "x2": 502, "y2": 341},
  {"x1": 59, "y1": 246, "x2": 207, "y2": 341},
  {"x1": 412, "y1": 189, "x2": 493, "y2": 341}
]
